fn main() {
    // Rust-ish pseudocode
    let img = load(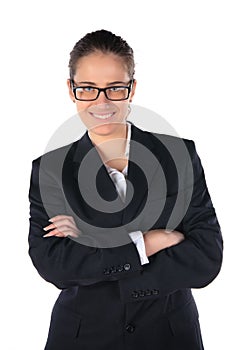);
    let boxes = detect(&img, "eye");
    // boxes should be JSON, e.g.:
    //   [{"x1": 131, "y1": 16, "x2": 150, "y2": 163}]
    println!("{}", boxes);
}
[
  {"x1": 109, "y1": 86, "x2": 125, "y2": 92},
  {"x1": 84, "y1": 87, "x2": 95, "y2": 92},
  {"x1": 76, "y1": 87, "x2": 95, "y2": 92}
]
